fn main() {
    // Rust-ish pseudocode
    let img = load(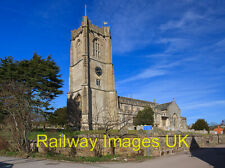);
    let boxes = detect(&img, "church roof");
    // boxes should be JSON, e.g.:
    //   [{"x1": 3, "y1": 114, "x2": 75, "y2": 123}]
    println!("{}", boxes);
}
[
  {"x1": 157, "y1": 102, "x2": 173, "y2": 111},
  {"x1": 181, "y1": 117, "x2": 187, "y2": 120},
  {"x1": 118, "y1": 96, "x2": 157, "y2": 107}
]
